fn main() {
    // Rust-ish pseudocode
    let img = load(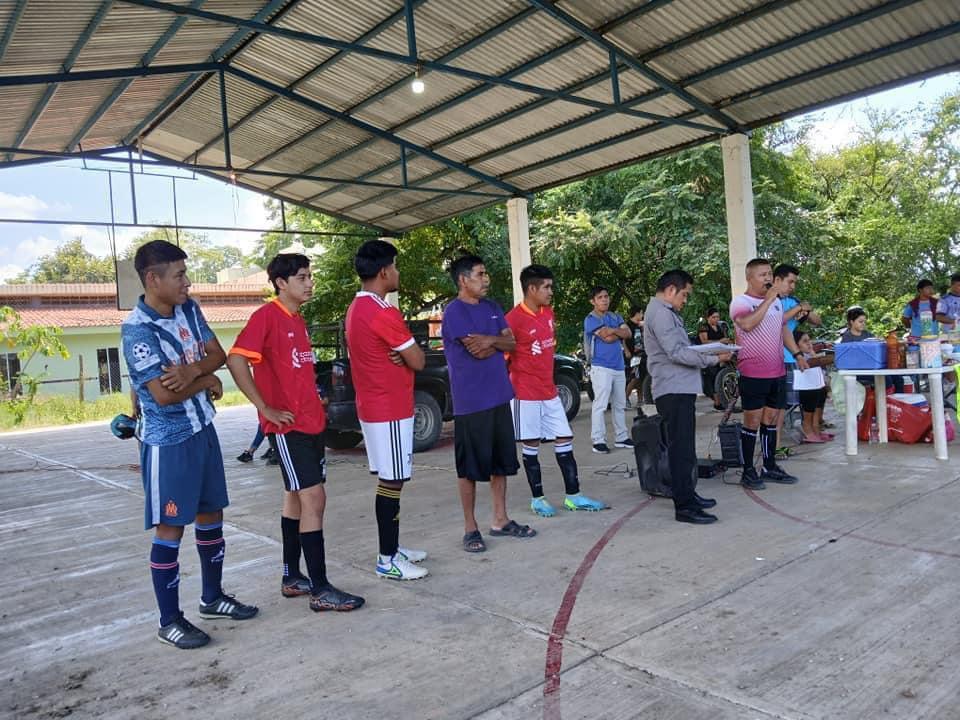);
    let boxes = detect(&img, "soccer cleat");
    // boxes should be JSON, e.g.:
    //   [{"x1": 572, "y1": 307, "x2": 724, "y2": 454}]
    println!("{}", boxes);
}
[
  {"x1": 775, "y1": 446, "x2": 792, "y2": 461},
  {"x1": 530, "y1": 496, "x2": 557, "y2": 517},
  {"x1": 198, "y1": 593, "x2": 259, "y2": 621},
  {"x1": 157, "y1": 613, "x2": 211, "y2": 650},
  {"x1": 564, "y1": 493, "x2": 608, "y2": 512},
  {"x1": 309, "y1": 584, "x2": 365, "y2": 611},
  {"x1": 281, "y1": 574, "x2": 312, "y2": 598},
  {"x1": 592, "y1": 443, "x2": 610, "y2": 454},
  {"x1": 740, "y1": 467, "x2": 765, "y2": 490},
  {"x1": 376, "y1": 554, "x2": 429, "y2": 581},
  {"x1": 236, "y1": 450, "x2": 254, "y2": 463},
  {"x1": 396, "y1": 547, "x2": 427, "y2": 563},
  {"x1": 760, "y1": 464, "x2": 799, "y2": 484},
  {"x1": 614, "y1": 438, "x2": 635, "y2": 449}
]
